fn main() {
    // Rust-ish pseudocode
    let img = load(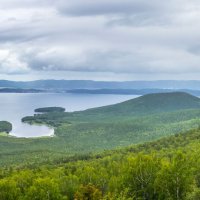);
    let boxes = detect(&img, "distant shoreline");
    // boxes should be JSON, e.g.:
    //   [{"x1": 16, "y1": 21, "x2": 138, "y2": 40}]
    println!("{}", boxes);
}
[
  {"x1": 0, "y1": 88, "x2": 45, "y2": 93},
  {"x1": 1, "y1": 87, "x2": 200, "y2": 96}
]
